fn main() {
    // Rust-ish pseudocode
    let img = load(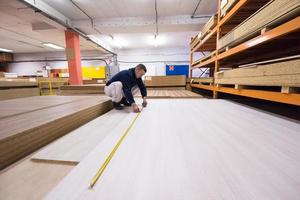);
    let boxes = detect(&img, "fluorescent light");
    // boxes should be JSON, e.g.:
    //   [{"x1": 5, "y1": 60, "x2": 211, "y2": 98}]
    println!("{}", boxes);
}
[
  {"x1": 43, "y1": 43, "x2": 64, "y2": 50},
  {"x1": 148, "y1": 34, "x2": 165, "y2": 47},
  {"x1": 0, "y1": 48, "x2": 13, "y2": 52}
]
